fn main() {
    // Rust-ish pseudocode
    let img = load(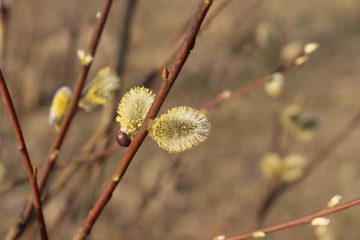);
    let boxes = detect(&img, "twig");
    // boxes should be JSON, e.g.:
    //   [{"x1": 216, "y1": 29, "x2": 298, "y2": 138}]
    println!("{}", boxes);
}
[
  {"x1": 0, "y1": 69, "x2": 48, "y2": 239},
  {"x1": 72, "y1": 1, "x2": 213, "y2": 239},
  {"x1": 5, "y1": 0, "x2": 114, "y2": 239},
  {"x1": 0, "y1": 176, "x2": 27, "y2": 194},
  {"x1": 141, "y1": 0, "x2": 233, "y2": 88},
  {"x1": 224, "y1": 197, "x2": 360, "y2": 240},
  {"x1": 115, "y1": 0, "x2": 138, "y2": 76},
  {"x1": 257, "y1": 109, "x2": 360, "y2": 221},
  {"x1": 200, "y1": 48, "x2": 308, "y2": 111}
]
